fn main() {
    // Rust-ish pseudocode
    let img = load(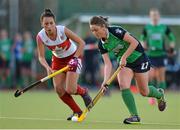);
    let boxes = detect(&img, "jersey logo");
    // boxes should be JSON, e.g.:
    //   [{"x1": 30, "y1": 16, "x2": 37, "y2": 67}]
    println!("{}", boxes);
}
[
  {"x1": 55, "y1": 46, "x2": 67, "y2": 51},
  {"x1": 150, "y1": 33, "x2": 162, "y2": 40},
  {"x1": 115, "y1": 28, "x2": 122, "y2": 34},
  {"x1": 112, "y1": 44, "x2": 124, "y2": 55},
  {"x1": 52, "y1": 45, "x2": 68, "y2": 54}
]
